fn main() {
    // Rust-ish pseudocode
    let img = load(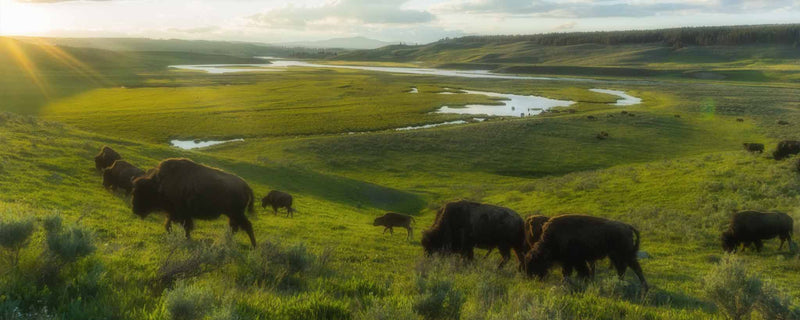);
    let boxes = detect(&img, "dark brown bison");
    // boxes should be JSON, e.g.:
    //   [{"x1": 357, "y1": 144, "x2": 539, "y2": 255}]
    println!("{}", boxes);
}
[
  {"x1": 102, "y1": 160, "x2": 145, "y2": 194},
  {"x1": 131, "y1": 158, "x2": 257, "y2": 247},
  {"x1": 94, "y1": 146, "x2": 121, "y2": 171},
  {"x1": 524, "y1": 215, "x2": 648, "y2": 290},
  {"x1": 773, "y1": 140, "x2": 800, "y2": 160},
  {"x1": 721, "y1": 211, "x2": 793, "y2": 253},
  {"x1": 421, "y1": 200, "x2": 525, "y2": 269},
  {"x1": 261, "y1": 190, "x2": 295, "y2": 217},
  {"x1": 596, "y1": 131, "x2": 609, "y2": 140},
  {"x1": 742, "y1": 143, "x2": 764, "y2": 153},
  {"x1": 674, "y1": 114, "x2": 681, "y2": 118},
  {"x1": 777, "y1": 120, "x2": 790, "y2": 125},
  {"x1": 736, "y1": 118, "x2": 744, "y2": 122},
  {"x1": 373, "y1": 212, "x2": 415, "y2": 240},
  {"x1": 587, "y1": 116, "x2": 597, "y2": 120}
]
